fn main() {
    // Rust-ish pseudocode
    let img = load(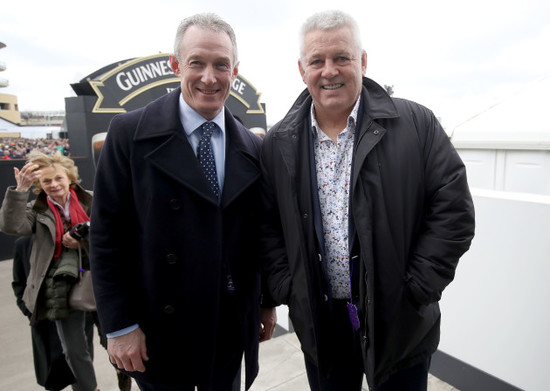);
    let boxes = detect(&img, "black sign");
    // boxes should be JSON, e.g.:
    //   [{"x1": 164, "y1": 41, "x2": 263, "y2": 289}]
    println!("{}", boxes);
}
[{"x1": 89, "y1": 53, "x2": 264, "y2": 114}]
